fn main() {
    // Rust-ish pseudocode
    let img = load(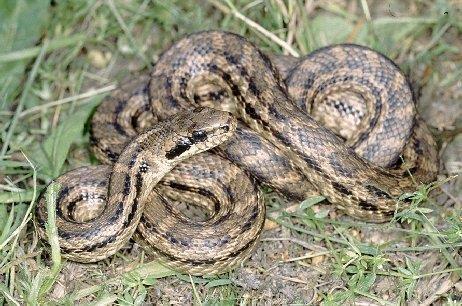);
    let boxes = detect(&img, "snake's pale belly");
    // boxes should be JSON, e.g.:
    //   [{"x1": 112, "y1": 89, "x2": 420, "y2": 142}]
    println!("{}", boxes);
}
[{"x1": 36, "y1": 31, "x2": 438, "y2": 275}]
